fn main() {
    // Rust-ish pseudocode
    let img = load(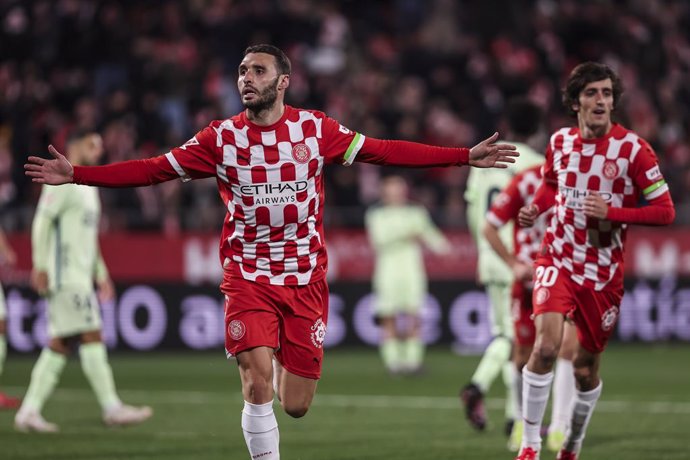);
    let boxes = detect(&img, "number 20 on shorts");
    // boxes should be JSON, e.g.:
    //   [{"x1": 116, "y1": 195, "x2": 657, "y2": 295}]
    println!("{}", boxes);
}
[{"x1": 534, "y1": 266, "x2": 559, "y2": 289}]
